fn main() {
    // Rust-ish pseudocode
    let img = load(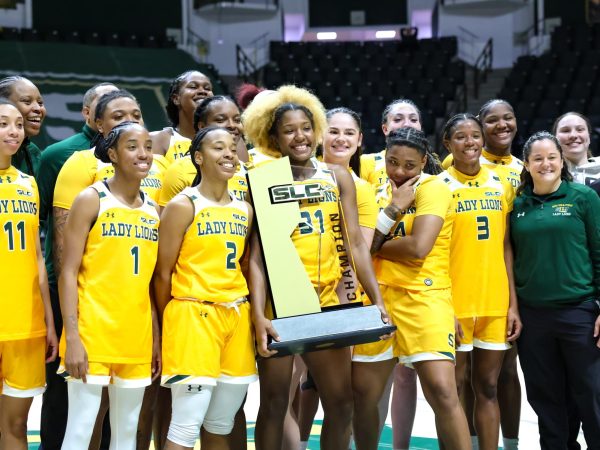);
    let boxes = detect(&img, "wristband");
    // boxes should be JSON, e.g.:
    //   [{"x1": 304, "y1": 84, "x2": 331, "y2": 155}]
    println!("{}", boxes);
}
[{"x1": 376, "y1": 210, "x2": 396, "y2": 235}]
